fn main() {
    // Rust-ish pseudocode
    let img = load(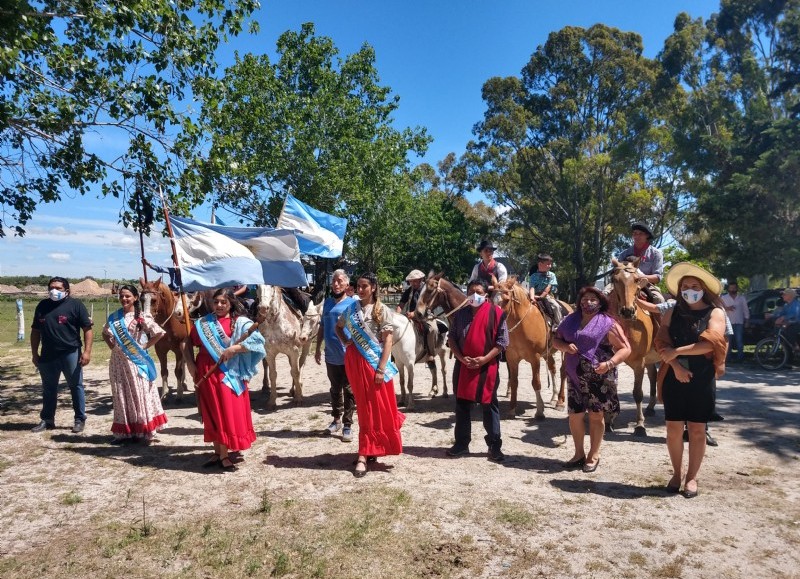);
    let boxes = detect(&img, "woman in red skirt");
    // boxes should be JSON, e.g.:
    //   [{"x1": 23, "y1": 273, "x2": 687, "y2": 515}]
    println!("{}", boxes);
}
[
  {"x1": 335, "y1": 272, "x2": 405, "y2": 477},
  {"x1": 184, "y1": 288, "x2": 265, "y2": 471}
]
